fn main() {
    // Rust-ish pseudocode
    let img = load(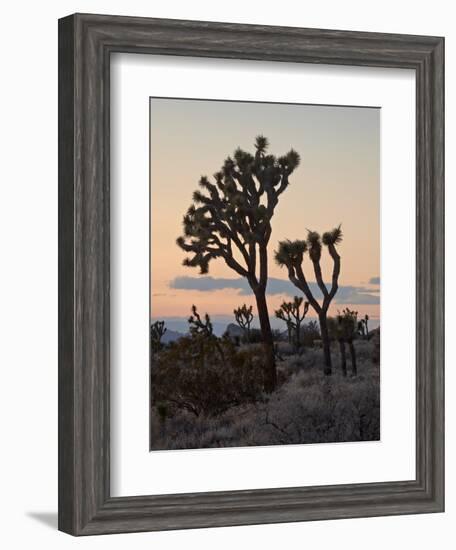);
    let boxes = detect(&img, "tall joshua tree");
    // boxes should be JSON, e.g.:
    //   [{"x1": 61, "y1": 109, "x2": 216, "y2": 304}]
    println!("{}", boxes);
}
[
  {"x1": 234, "y1": 304, "x2": 254, "y2": 343},
  {"x1": 275, "y1": 226, "x2": 342, "y2": 375},
  {"x1": 275, "y1": 296, "x2": 309, "y2": 351},
  {"x1": 177, "y1": 136, "x2": 300, "y2": 392}
]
